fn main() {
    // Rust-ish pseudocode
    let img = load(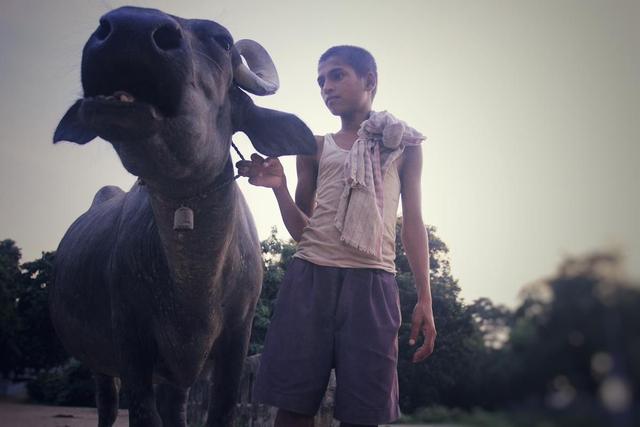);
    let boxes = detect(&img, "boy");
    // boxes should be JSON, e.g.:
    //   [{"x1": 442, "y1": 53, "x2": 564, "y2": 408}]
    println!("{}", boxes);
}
[{"x1": 237, "y1": 46, "x2": 436, "y2": 427}]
